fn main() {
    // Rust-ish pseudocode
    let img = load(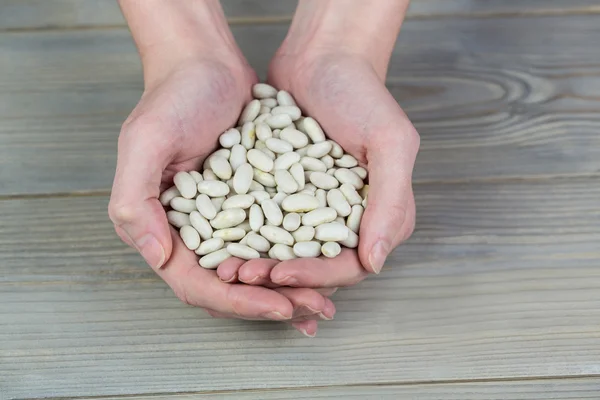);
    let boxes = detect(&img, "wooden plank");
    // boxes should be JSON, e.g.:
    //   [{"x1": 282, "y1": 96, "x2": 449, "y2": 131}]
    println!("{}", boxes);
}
[
  {"x1": 1, "y1": 178, "x2": 599, "y2": 398},
  {"x1": 80, "y1": 378, "x2": 600, "y2": 399},
  {"x1": 1, "y1": 0, "x2": 599, "y2": 30},
  {"x1": 1, "y1": 15, "x2": 600, "y2": 195}
]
